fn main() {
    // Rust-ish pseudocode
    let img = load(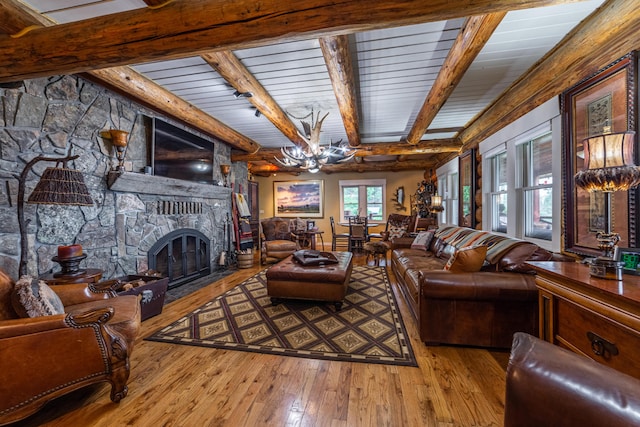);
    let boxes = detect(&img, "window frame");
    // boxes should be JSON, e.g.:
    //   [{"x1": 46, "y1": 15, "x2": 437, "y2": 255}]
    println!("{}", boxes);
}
[
  {"x1": 338, "y1": 179, "x2": 386, "y2": 223},
  {"x1": 516, "y1": 132, "x2": 554, "y2": 241}
]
